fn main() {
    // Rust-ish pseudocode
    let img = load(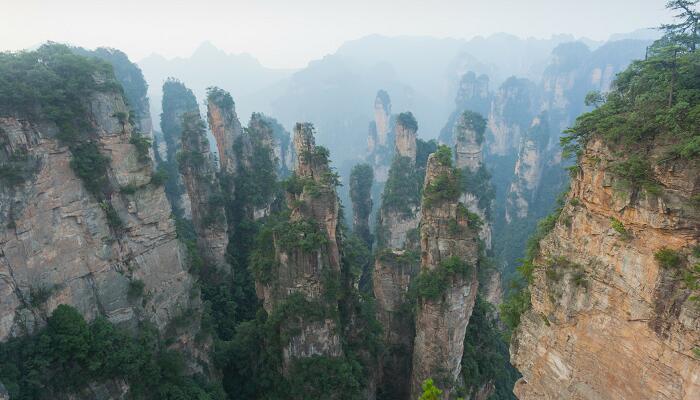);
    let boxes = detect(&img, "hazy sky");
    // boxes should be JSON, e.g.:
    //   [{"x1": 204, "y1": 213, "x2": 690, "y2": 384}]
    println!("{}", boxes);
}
[{"x1": 2, "y1": 0, "x2": 670, "y2": 68}]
